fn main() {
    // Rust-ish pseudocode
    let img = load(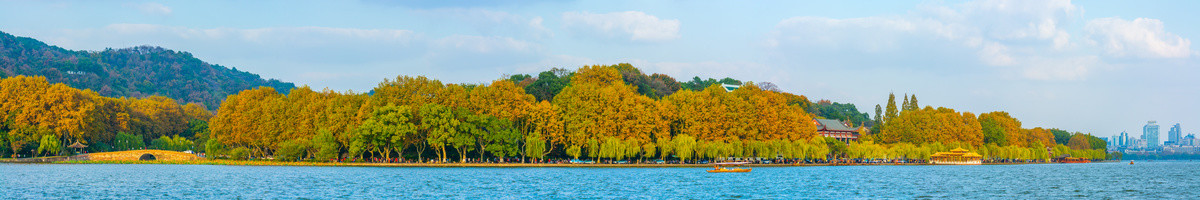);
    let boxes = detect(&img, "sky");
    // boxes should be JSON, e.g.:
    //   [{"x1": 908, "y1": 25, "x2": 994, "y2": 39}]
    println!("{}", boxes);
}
[{"x1": 1, "y1": 0, "x2": 1196, "y2": 142}]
